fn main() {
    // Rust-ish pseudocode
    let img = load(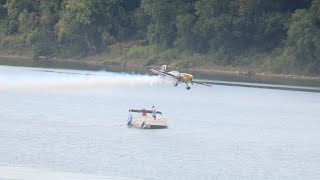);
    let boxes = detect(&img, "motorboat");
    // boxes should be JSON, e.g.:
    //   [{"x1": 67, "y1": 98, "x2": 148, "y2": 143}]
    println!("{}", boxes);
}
[{"x1": 127, "y1": 109, "x2": 168, "y2": 129}]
